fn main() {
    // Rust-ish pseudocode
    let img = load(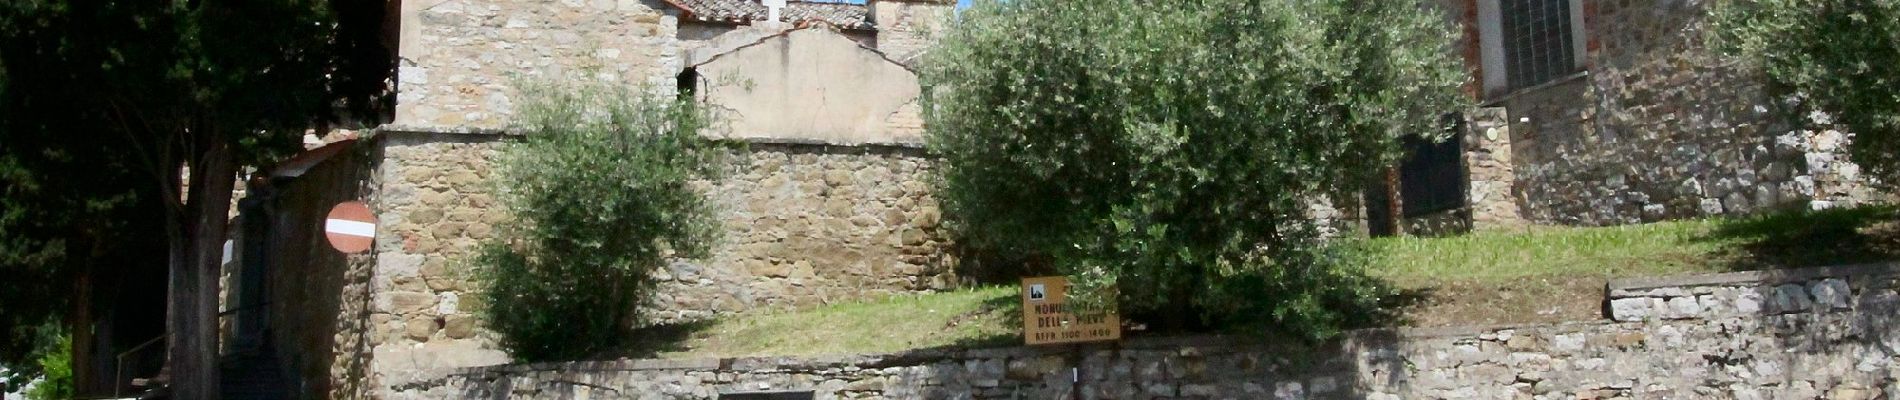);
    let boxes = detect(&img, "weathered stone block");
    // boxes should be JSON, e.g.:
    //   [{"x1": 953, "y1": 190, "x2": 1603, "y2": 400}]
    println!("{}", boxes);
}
[
  {"x1": 383, "y1": 291, "x2": 437, "y2": 315},
  {"x1": 1774, "y1": 284, "x2": 1812, "y2": 313},
  {"x1": 1662, "y1": 296, "x2": 1702, "y2": 320},
  {"x1": 1809, "y1": 279, "x2": 1851, "y2": 310},
  {"x1": 1736, "y1": 289, "x2": 1766, "y2": 314},
  {"x1": 405, "y1": 317, "x2": 439, "y2": 341},
  {"x1": 437, "y1": 291, "x2": 459, "y2": 315},
  {"x1": 442, "y1": 315, "x2": 477, "y2": 339},
  {"x1": 1610, "y1": 297, "x2": 1655, "y2": 321},
  {"x1": 1273, "y1": 382, "x2": 1304, "y2": 400}
]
